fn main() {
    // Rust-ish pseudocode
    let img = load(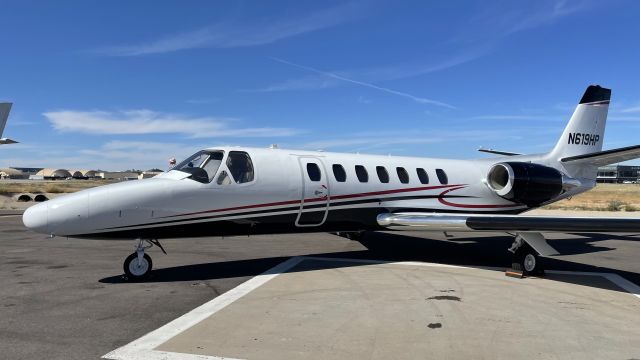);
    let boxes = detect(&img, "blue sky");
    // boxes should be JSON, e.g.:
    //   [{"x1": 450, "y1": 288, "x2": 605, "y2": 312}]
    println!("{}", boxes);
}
[{"x1": 1, "y1": 0, "x2": 640, "y2": 171}]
